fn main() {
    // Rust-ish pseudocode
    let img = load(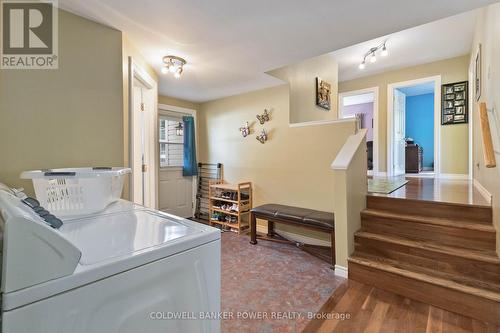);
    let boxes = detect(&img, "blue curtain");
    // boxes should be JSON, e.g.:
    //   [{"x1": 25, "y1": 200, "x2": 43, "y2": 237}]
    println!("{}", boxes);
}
[{"x1": 182, "y1": 116, "x2": 198, "y2": 176}]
